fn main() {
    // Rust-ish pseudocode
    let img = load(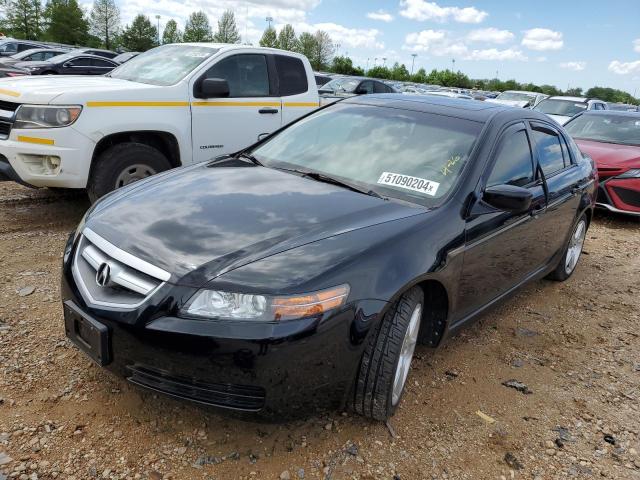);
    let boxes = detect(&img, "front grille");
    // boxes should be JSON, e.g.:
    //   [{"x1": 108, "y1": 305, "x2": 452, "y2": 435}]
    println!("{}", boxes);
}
[
  {"x1": 0, "y1": 121, "x2": 10, "y2": 138},
  {"x1": 127, "y1": 365, "x2": 266, "y2": 411},
  {"x1": 612, "y1": 185, "x2": 640, "y2": 208},
  {"x1": 0, "y1": 100, "x2": 20, "y2": 113},
  {"x1": 72, "y1": 228, "x2": 169, "y2": 309}
]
